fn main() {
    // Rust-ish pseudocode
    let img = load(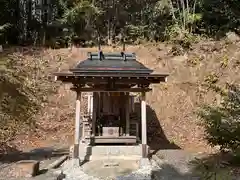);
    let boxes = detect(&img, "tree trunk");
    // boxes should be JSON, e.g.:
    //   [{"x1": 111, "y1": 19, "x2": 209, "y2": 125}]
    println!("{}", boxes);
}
[
  {"x1": 0, "y1": 45, "x2": 3, "y2": 53},
  {"x1": 107, "y1": 19, "x2": 112, "y2": 46},
  {"x1": 42, "y1": 29, "x2": 46, "y2": 45}
]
